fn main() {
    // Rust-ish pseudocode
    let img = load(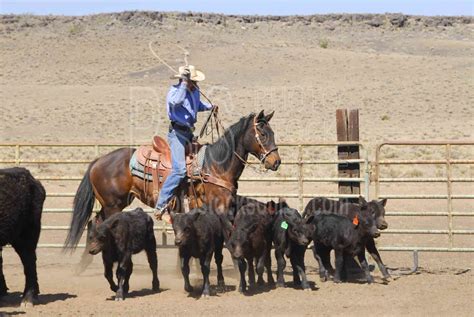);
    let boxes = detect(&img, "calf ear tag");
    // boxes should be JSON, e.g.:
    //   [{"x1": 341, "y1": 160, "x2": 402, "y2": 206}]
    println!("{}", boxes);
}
[
  {"x1": 352, "y1": 216, "x2": 359, "y2": 226},
  {"x1": 281, "y1": 221, "x2": 288, "y2": 230}
]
